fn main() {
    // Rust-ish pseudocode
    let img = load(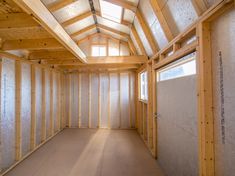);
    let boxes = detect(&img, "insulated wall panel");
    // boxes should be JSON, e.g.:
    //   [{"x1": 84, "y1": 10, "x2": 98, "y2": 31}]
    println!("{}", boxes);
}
[
  {"x1": 45, "y1": 70, "x2": 51, "y2": 138},
  {"x1": 1, "y1": 58, "x2": 16, "y2": 169},
  {"x1": 110, "y1": 73, "x2": 120, "y2": 128},
  {"x1": 80, "y1": 73, "x2": 89, "y2": 127},
  {"x1": 53, "y1": 73, "x2": 58, "y2": 131},
  {"x1": 90, "y1": 73, "x2": 99, "y2": 128},
  {"x1": 120, "y1": 73, "x2": 130, "y2": 128},
  {"x1": 211, "y1": 8, "x2": 235, "y2": 176},
  {"x1": 21, "y1": 63, "x2": 31, "y2": 157},
  {"x1": 70, "y1": 73, "x2": 79, "y2": 127},
  {"x1": 65, "y1": 74, "x2": 70, "y2": 127},
  {"x1": 100, "y1": 73, "x2": 109, "y2": 128},
  {"x1": 35, "y1": 67, "x2": 42, "y2": 145},
  {"x1": 130, "y1": 73, "x2": 136, "y2": 128}
]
